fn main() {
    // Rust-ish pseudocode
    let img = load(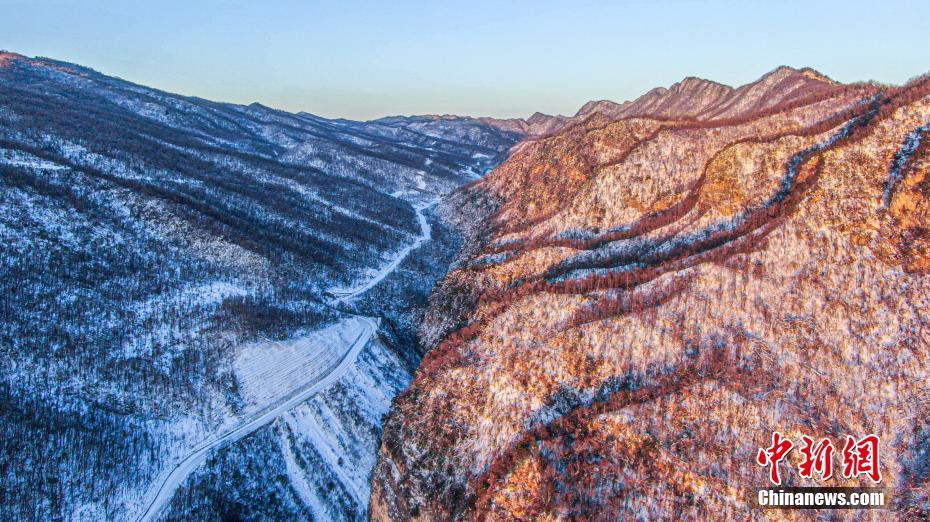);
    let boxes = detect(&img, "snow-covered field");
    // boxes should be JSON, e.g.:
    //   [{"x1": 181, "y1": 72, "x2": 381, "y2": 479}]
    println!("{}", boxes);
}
[
  {"x1": 134, "y1": 316, "x2": 377, "y2": 522},
  {"x1": 234, "y1": 317, "x2": 370, "y2": 410}
]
